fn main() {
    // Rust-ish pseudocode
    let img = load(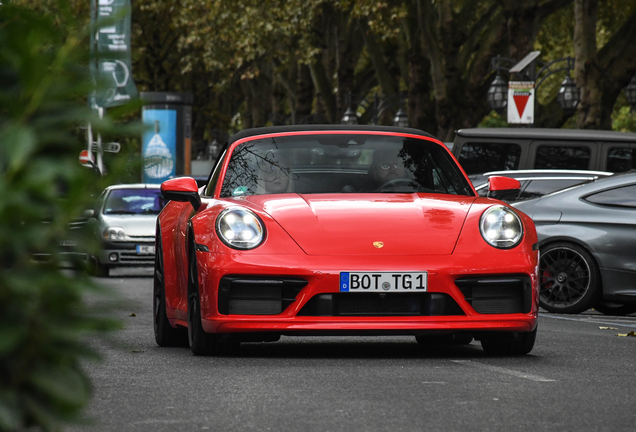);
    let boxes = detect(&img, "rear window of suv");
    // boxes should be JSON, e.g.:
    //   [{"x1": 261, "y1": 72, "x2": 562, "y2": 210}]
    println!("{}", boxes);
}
[{"x1": 457, "y1": 142, "x2": 521, "y2": 175}]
